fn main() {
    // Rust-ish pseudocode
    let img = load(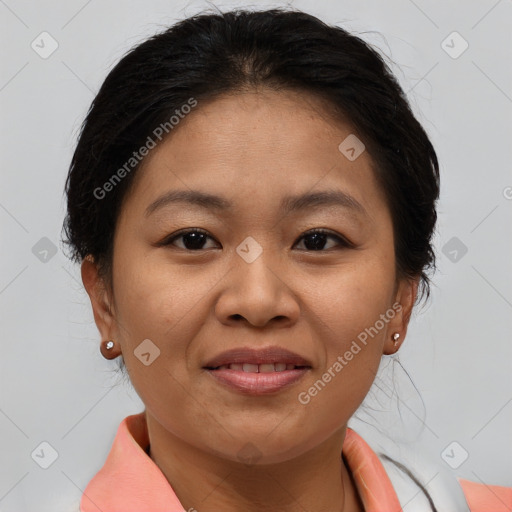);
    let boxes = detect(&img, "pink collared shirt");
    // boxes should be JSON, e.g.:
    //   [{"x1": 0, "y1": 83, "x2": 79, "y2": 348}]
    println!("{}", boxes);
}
[{"x1": 80, "y1": 412, "x2": 512, "y2": 512}]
